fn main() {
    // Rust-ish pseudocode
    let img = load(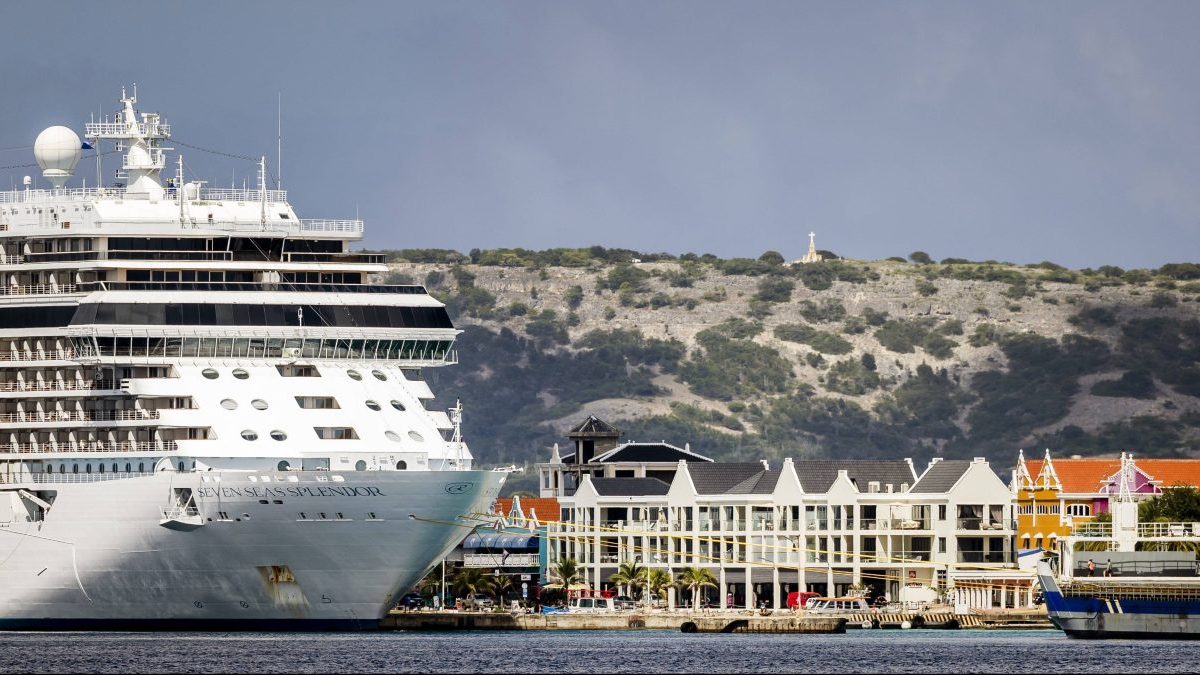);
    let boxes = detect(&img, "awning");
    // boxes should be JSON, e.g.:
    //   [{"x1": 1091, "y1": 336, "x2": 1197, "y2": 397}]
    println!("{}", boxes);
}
[{"x1": 462, "y1": 531, "x2": 539, "y2": 550}]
